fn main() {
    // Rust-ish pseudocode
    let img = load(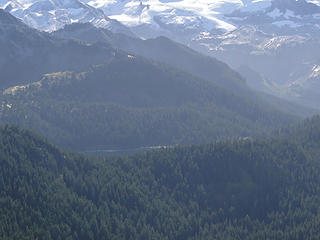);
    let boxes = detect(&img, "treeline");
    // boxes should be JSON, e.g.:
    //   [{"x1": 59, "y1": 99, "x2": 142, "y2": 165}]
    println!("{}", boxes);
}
[{"x1": 1, "y1": 117, "x2": 320, "y2": 239}]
